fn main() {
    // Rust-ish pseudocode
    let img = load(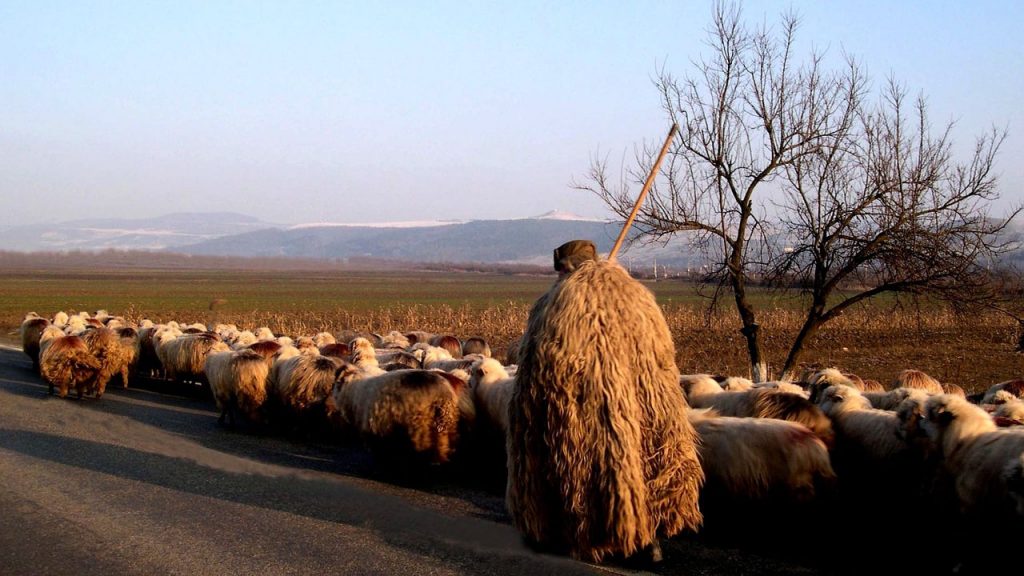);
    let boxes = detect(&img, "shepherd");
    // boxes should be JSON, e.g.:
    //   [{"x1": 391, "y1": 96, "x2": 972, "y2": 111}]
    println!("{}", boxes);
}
[{"x1": 506, "y1": 238, "x2": 704, "y2": 563}]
